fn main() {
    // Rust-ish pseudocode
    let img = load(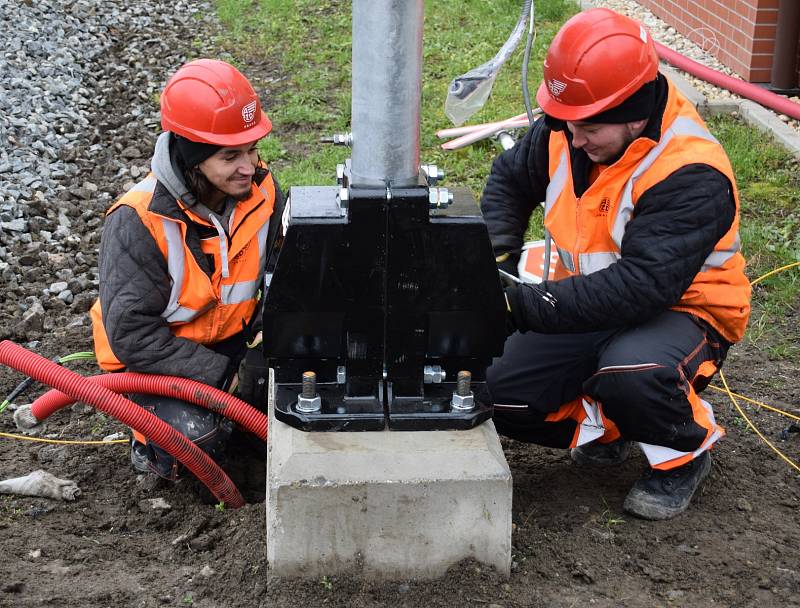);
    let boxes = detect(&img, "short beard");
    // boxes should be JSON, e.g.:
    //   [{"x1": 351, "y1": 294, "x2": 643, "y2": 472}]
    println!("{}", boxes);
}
[{"x1": 231, "y1": 186, "x2": 252, "y2": 202}]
